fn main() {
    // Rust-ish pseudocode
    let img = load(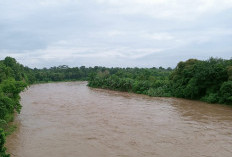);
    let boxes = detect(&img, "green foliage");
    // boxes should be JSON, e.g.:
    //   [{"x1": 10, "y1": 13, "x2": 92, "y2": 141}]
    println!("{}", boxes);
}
[
  {"x1": 30, "y1": 65, "x2": 93, "y2": 83},
  {"x1": 170, "y1": 58, "x2": 232, "y2": 104},
  {"x1": 88, "y1": 57, "x2": 232, "y2": 105},
  {"x1": 0, "y1": 129, "x2": 10, "y2": 157},
  {"x1": 219, "y1": 81, "x2": 232, "y2": 104},
  {"x1": 227, "y1": 66, "x2": 232, "y2": 81},
  {"x1": 201, "y1": 93, "x2": 219, "y2": 103},
  {"x1": 88, "y1": 67, "x2": 172, "y2": 97},
  {"x1": 0, "y1": 57, "x2": 28, "y2": 157}
]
